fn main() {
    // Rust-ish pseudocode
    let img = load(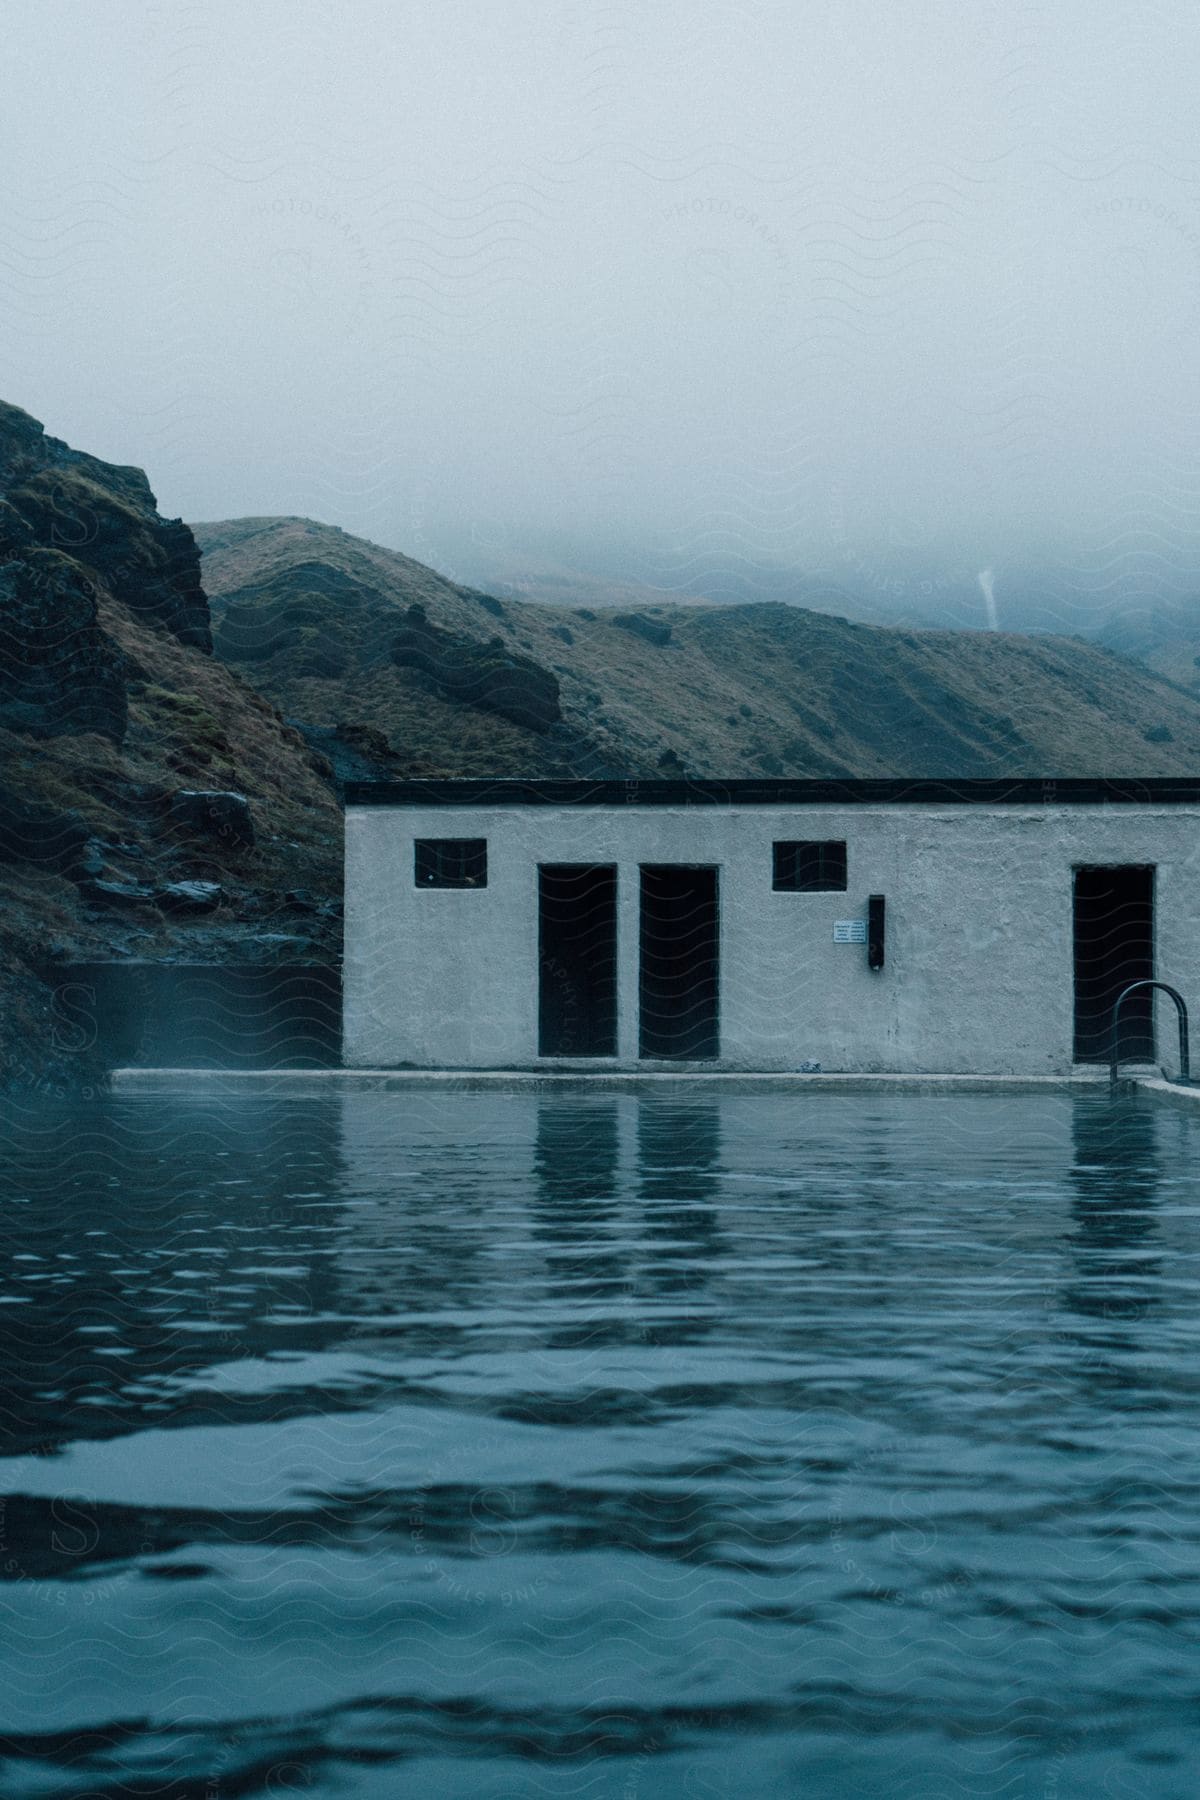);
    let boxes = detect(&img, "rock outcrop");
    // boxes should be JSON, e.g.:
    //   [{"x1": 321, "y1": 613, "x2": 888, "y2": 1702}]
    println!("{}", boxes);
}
[
  {"x1": 0, "y1": 399, "x2": 215, "y2": 751},
  {"x1": 0, "y1": 793, "x2": 91, "y2": 872},
  {"x1": 0, "y1": 550, "x2": 130, "y2": 741},
  {"x1": 165, "y1": 789, "x2": 256, "y2": 849},
  {"x1": 612, "y1": 610, "x2": 672, "y2": 647},
  {"x1": 195, "y1": 517, "x2": 610, "y2": 777},
  {"x1": 214, "y1": 561, "x2": 365, "y2": 676},
  {"x1": 391, "y1": 605, "x2": 562, "y2": 732},
  {"x1": 0, "y1": 404, "x2": 341, "y2": 1090},
  {"x1": 0, "y1": 400, "x2": 210, "y2": 650}
]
